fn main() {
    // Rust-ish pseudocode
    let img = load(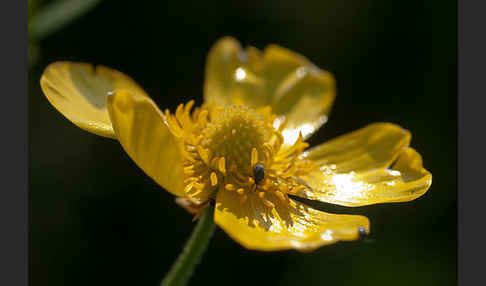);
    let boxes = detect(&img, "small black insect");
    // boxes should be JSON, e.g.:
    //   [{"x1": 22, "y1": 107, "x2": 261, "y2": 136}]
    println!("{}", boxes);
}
[
  {"x1": 253, "y1": 164, "x2": 265, "y2": 185},
  {"x1": 358, "y1": 226, "x2": 369, "y2": 239}
]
